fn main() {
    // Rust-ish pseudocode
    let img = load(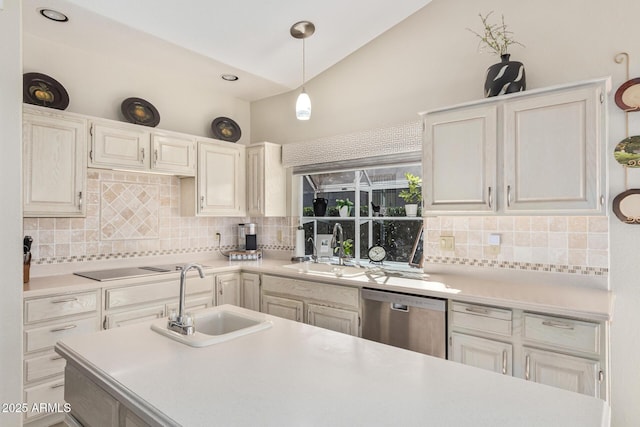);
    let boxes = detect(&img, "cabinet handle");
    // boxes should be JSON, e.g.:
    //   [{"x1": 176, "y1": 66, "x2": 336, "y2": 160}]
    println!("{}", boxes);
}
[
  {"x1": 51, "y1": 355, "x2": 63, "y2": 361},
  {"x1": 154, "y1": 149, "x2": 158, "y2": 165},
  {"x1": 525, "y1": 354, "x2": 530, "y2": 380},
  {"x1": 50, "y1": 324, "x2": 77, "y2": 333},
  {"x1": 507, "y1": 185, "x2": 512, "y2": 207},
  {"x1": 598, "y1": 370, "x2": 604, "y2": 382},
  {"x1": 488, "y1": 187, "x2": 492, "y2": 209},
  {"x1": 502, "y1": 350, "x2": 507, "y2": 375},
  {"x1": 600, "y1": 195, "x2": 605, "y2": 206},
  {"x1": 141, "y1": 147, "x2": 145, "y2": 163},
  {"x1": 78, "y1": 191, "x2": 83, "y2": 210},
  {"x1": 200, "y1": 196, "x2": 205, "y2": 210},
  {"x1": 296, "y1": 307, "x2": 301, "y2": 322},
  {"x1": 103, "y1": 317, "x2": 108, "y2": 330},
  {"x1": 541, "y1": 320, "x2": 575, "y2": 330},
  {"x1": 51, "y1": 297, "x2": 78, "y2": 304},
  {"x1": 464, "y1": 306, "x2": 490, "y2": 315},
  {"x1": 51, "y1": 383, "x2": 65, "y2": 389}
]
